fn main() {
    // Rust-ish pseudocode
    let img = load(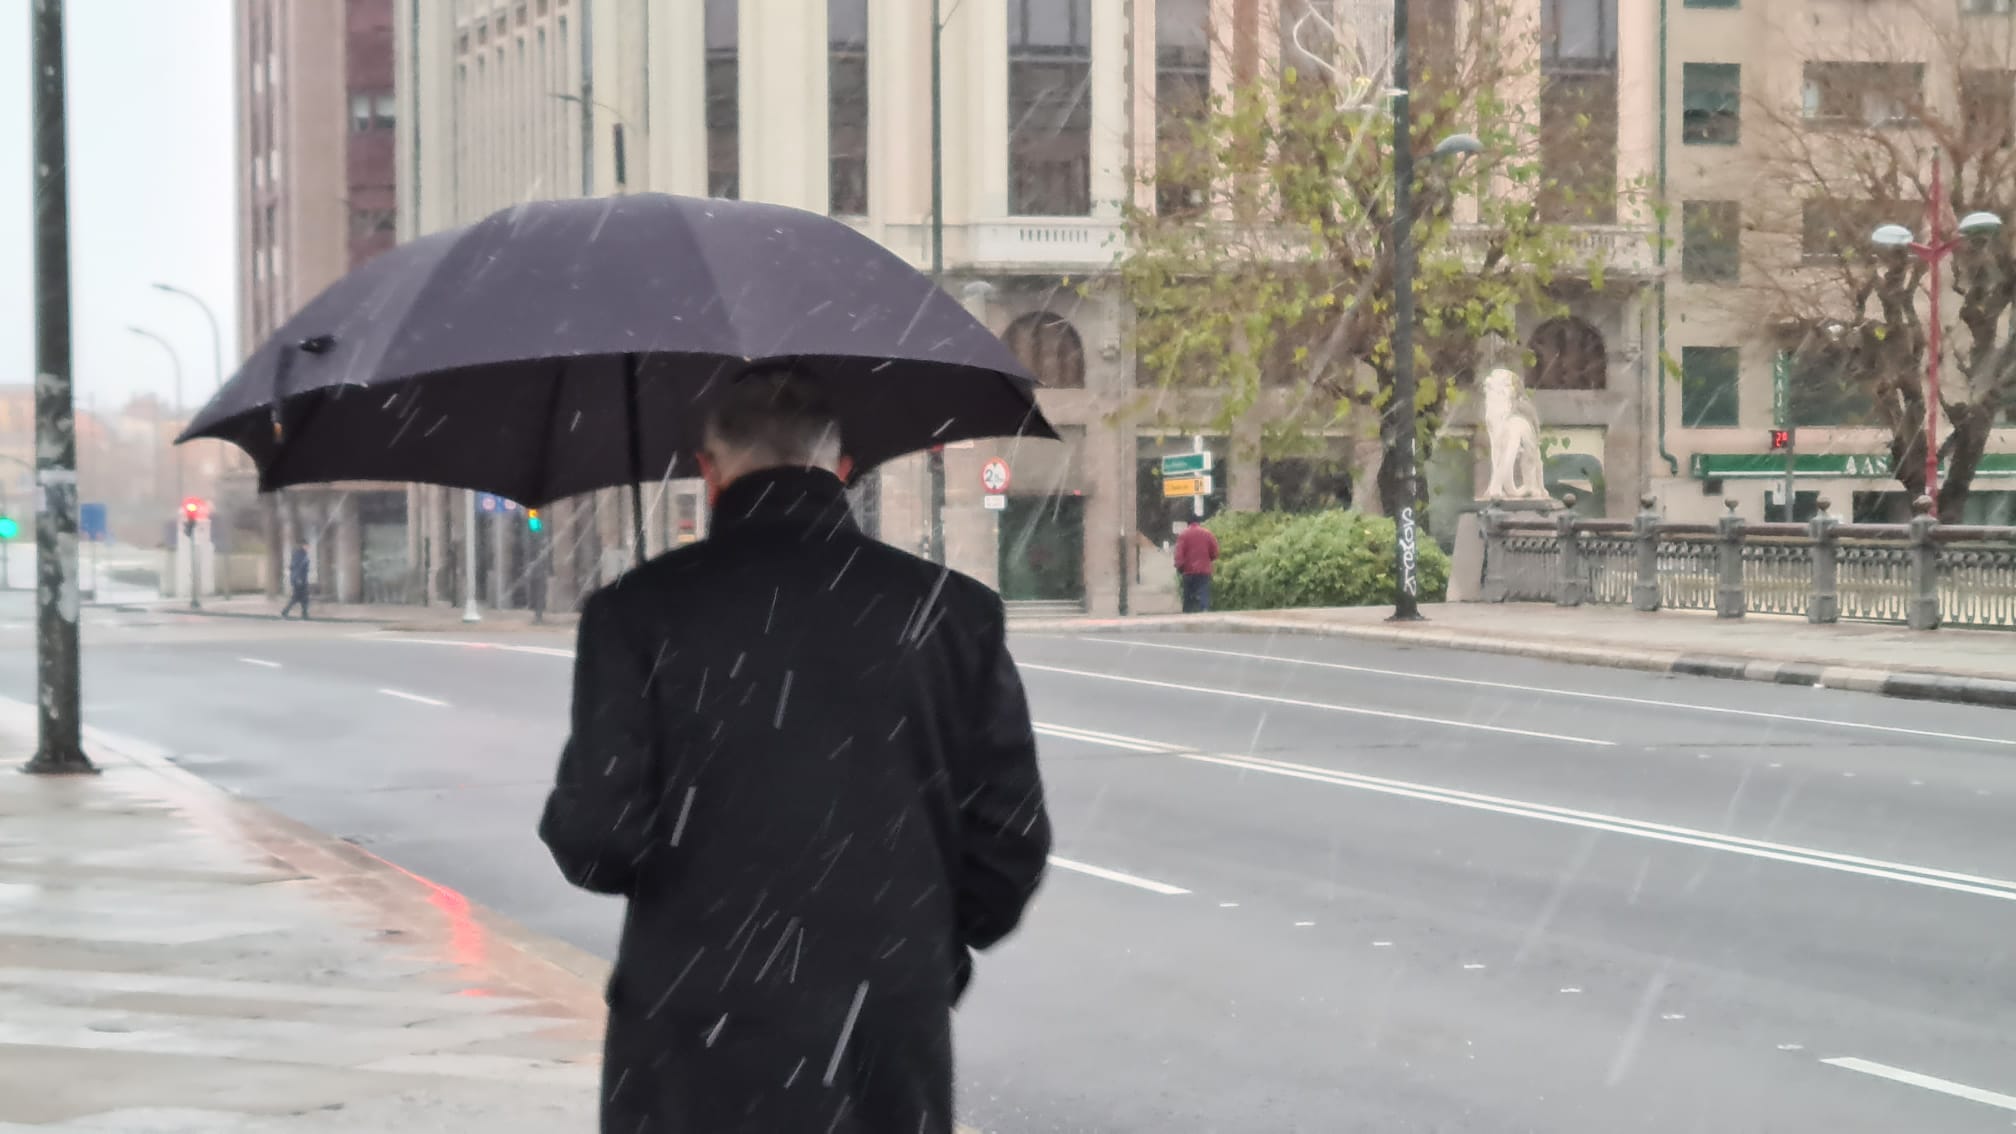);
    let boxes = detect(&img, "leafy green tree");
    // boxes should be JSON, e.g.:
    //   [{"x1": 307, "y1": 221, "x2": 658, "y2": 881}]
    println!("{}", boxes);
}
[{"x1": 1119, "y1": 2, "x2": 1620, "y2": 520}]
